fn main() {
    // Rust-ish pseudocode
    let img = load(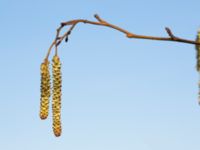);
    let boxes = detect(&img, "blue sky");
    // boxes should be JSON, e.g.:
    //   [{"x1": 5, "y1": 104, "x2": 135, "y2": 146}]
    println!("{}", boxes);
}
[{"x1": 1, "y1": 0, "x2": 200, "y2": 150}]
